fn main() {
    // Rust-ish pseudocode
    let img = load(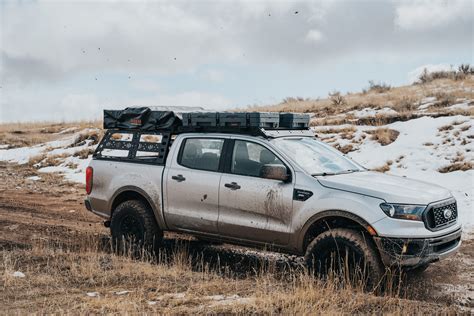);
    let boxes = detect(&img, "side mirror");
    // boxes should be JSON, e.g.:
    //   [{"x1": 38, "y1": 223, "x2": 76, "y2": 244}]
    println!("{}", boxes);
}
[{"x1": 260, "y1": 164, "x2": 290, "y2": 182}]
